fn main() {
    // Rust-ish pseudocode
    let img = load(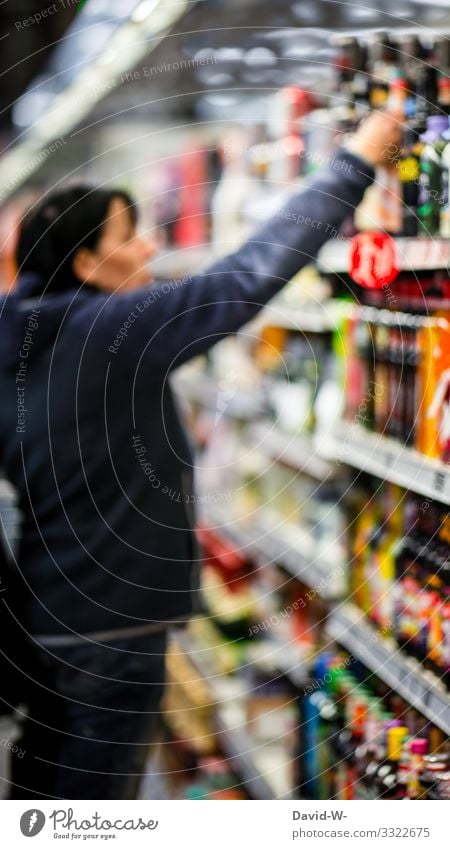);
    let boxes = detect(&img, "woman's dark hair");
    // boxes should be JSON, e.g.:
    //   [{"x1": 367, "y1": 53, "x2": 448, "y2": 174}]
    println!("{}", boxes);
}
[{"x1": 15, "y1": 185, "x2": 138, "y2": 294}]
